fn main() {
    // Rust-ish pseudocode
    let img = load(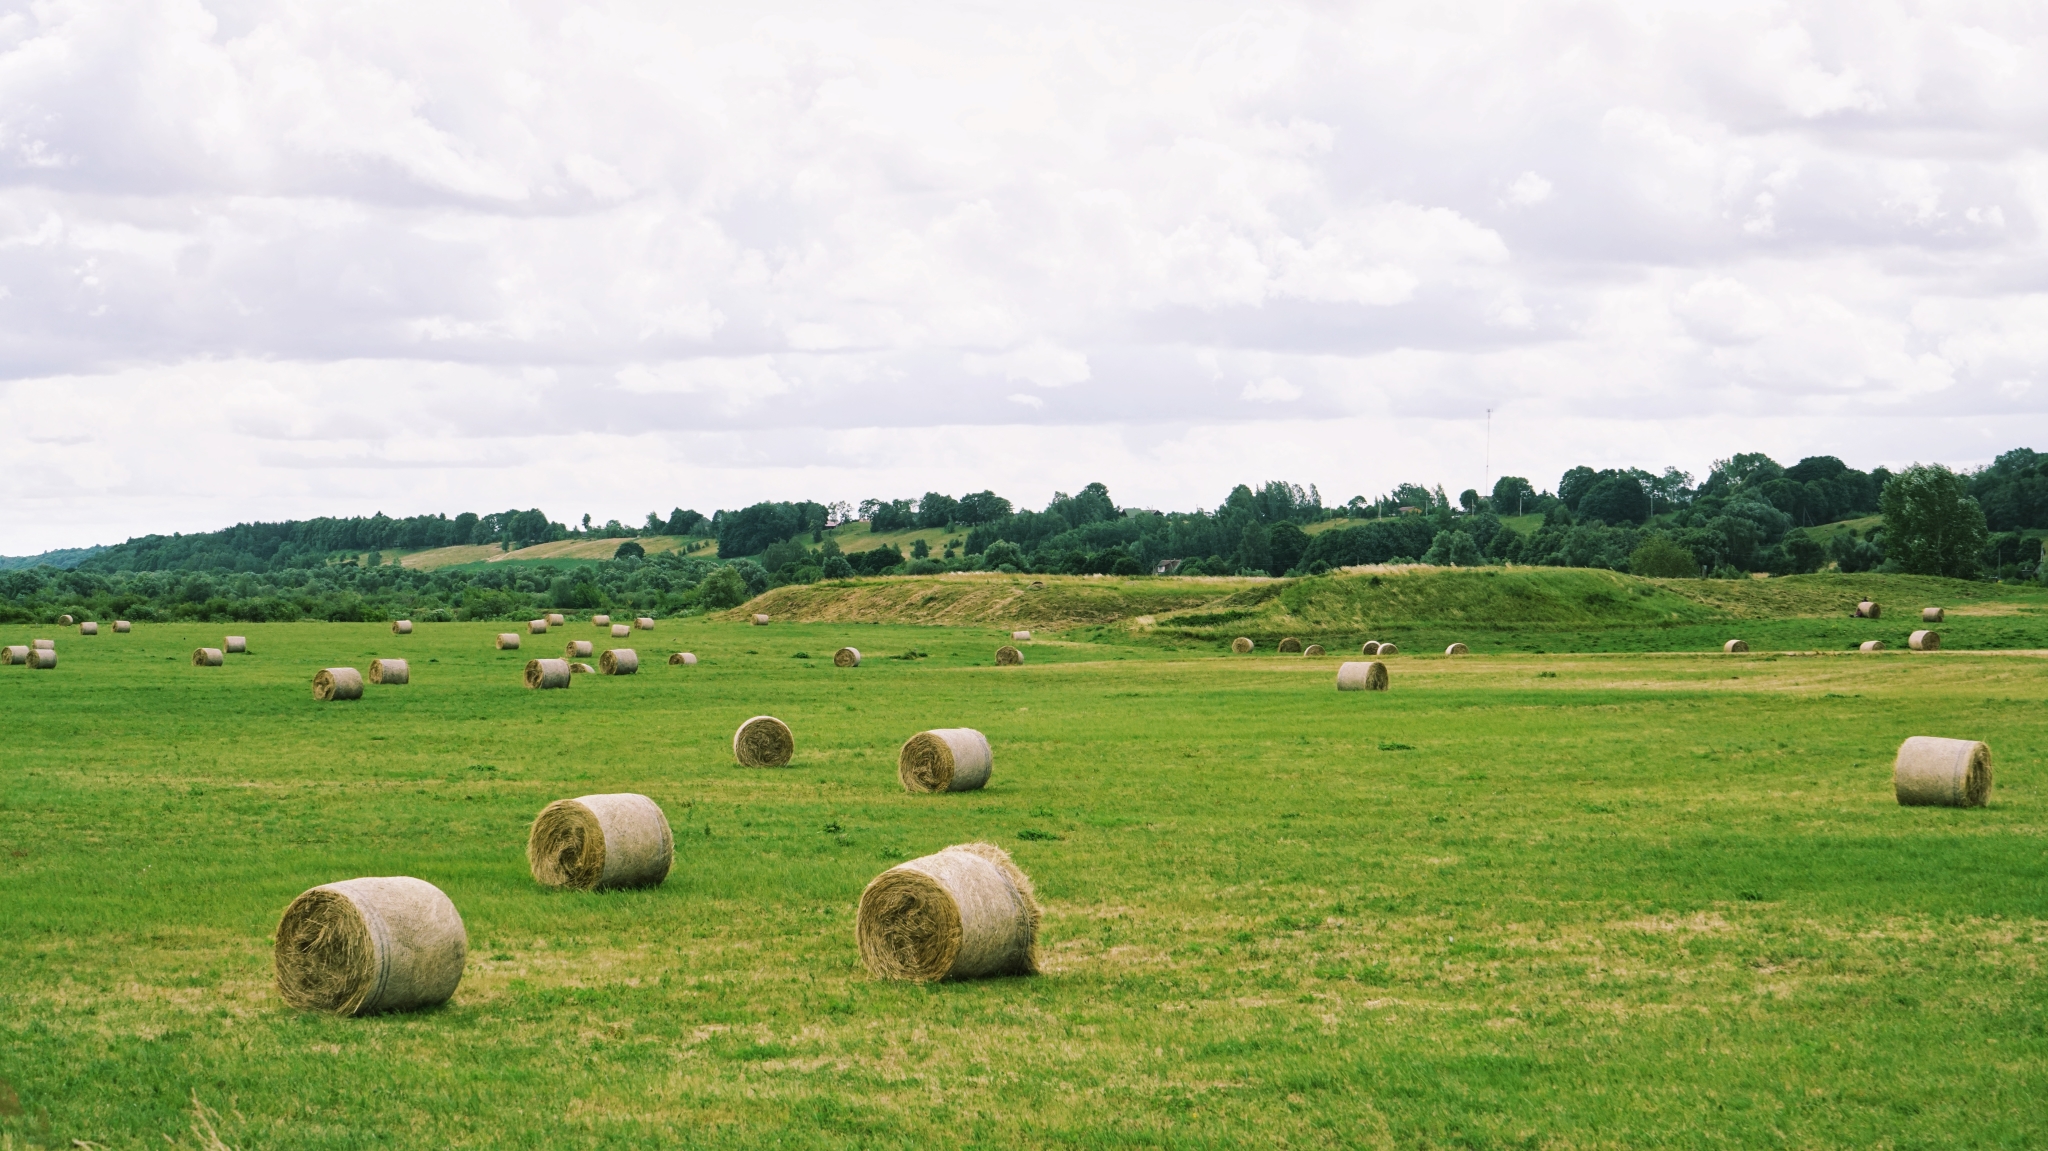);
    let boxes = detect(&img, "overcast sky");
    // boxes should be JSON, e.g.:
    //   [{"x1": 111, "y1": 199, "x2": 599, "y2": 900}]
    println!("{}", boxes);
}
[{"x1": 3, "y1": 1, "x2": 2047, "y2": 553}]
